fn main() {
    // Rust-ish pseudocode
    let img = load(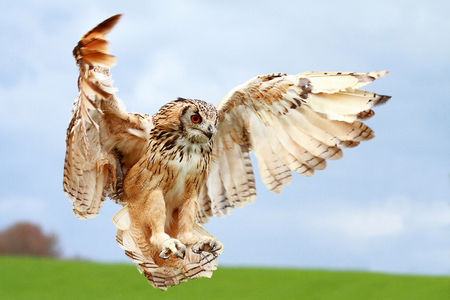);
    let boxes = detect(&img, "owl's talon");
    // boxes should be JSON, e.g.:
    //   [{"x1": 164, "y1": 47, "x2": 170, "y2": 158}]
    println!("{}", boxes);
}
[
  {"x1": 211, "y1": 243, "x2": 222, "y2": 253},
  {"x1": 159, "y1": 238, "x2": 186, "y2": 259},
  {"x1": 209, "y1": 240, "x2": 216, "y2": 251},
  {"x1": 192, "y1": 237, "x2": 224, "y2": 256},
  {"x1": 174, "y1": 251, "x2": 184, "y2": 259},
  {"x1": 159, "y1": 252, "x2": 171, "y2": 259}
]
